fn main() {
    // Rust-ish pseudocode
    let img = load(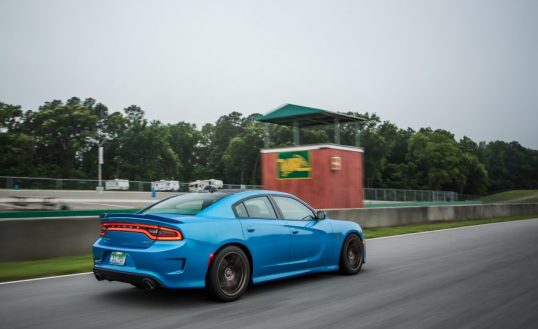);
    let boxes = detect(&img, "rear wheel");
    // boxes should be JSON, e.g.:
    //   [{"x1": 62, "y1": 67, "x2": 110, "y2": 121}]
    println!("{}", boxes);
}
[
  {"x1": 206, "y1": 246, "x2": 251, "y2": 302},
  {"x1": 339, "y1": 234, "x2": 364, "y2": 275}
]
